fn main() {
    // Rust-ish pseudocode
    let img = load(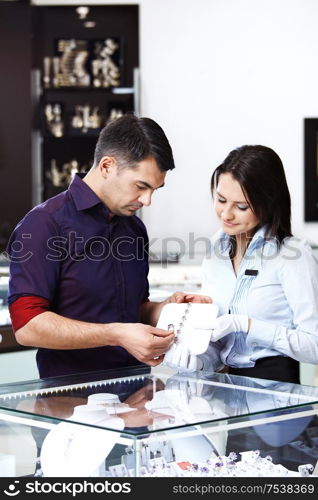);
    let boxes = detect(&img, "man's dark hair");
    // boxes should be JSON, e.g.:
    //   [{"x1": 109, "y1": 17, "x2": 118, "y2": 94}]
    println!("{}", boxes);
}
[
  {"x1": 93, "y1": 113, "x2": 175, "y2": 172},
  {"x1": 211, "y1": 145, "x2": 292, "y2": 245}
]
